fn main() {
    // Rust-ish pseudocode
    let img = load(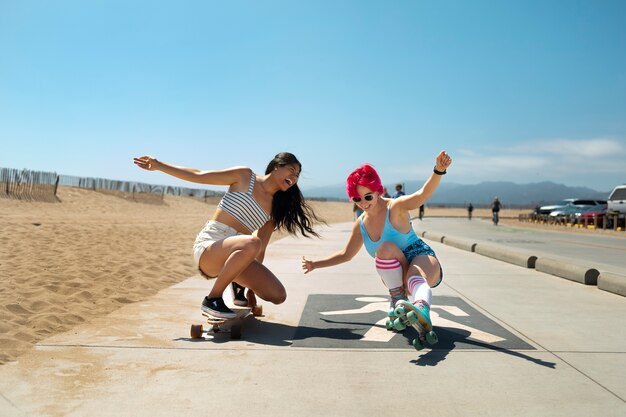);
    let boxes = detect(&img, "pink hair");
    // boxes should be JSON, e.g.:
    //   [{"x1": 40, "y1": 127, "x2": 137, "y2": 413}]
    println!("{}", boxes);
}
[{"x1": 346, "y1": 164, "x2": 384, "y2": 199}]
